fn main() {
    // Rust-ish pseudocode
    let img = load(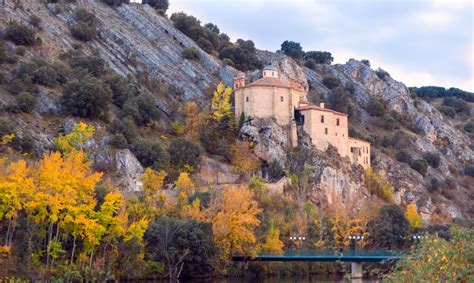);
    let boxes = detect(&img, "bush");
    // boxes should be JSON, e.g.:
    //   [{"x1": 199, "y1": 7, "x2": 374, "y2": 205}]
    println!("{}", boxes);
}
[
  {"x1": 142, "y1": 0, "x2": 169, "y2": 11},
  {"x1": 411, "y1": 159, "x2": 428, "y2": 176},
  {"x1": 104, "y1": 74, "x2": 132, "y2": 107},
  {"x1": 364, "y1": 168, "x2": 394, "y2": 203},
  {"x1": 0, "y1": 41, "x2": 17, "y2": 64},
  {"x1": 102, "y1": 0, "x2": 129, "y2": 6},
  {"x1": 375, "y1": 68, "x2": 390, "y2": 81},
  {"x1": 70, "y1": 9, "x2": 97, "y2": 42},
  {"x1": 280, "y1": 40, "x2": 304, "y2": 61},
  {"x1": 182, "y1": 47, "x2": 199, "y2": 60},
  {"x1": 16, "y1": 92, "x2": 36, "y2": 113},
  {"x1": 29, "y1": 14, "x2": 41, "y2": 28},
  {"x1": 428, "y1": 178, "x2": 440, "y2": 192},
  {"x1": 423, "y1": 152, "x2": 440, "y2": 168},
  {"x1": 109, "y1": 116, "x2": 138, "y2": 142},
  {"x1": 367, "y1": 204, "x2": 409, "y2": 250},
  {"x1": 465, "y1": 164, "x2": 474, "y2": 177},
  {"x1": 395, "y1": 150, "x2": 413, "y2": 165},
  {"x1": 168, "y1": 138, "x2": 202, "y2": 169},
  {"x1": 304, "y1": 59, "x2": 316, "y2": 70},
  {"x1": 361, "y1": 59, "x2": 371, "y2": 67},
  {"x1": 442, "y1": 97, "x2": 470, "y2": 115},
  {"x1": 439, "y1": 106, "x2": 456, "y2": 118},
  {"x1": 463, "y1": 122, "x2": 474, "y2": 133},
  {"x1": 367, "y1": 97, "x2": 386, "y2": 117},
  {"x1": 0, "y1": 119, "x2": 15, "y2": 137},
  {"x1": 218, "y1": 42, "x2": 262, "y2": 71},
  {"x1": 268, "y1": 160, "x2": 285, "y2": 182},
  {"x1": 197, "y1": 38, "x2": 213, "y2": 53},
  {"x1": 5, "y1": 22, "x2": 37, "y2": 46},
  {"x1": 322, "y1": 76, "x2": 341, "y2": 90},
  {"x1": 120, "y1": 96, "x2": 161, "y2": 126},
  {"x1": 32, "y1": 65, "x2": 59, "y2": 86},
  {"x1": 131, "y1": 139, "x2": 170, "y2": 171},
  {"x1": 68, "y1": 54, "x2": 105, "y2": 77},
  {"x1": 304, "y1": 51, "x2": 333, "y2": 64},
  {"x1": 60, "y1": 75, "x2": 112, "y2": 119},
  {"x1": 109, "y1": 133, "x2": 128, "y2": 149}
]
